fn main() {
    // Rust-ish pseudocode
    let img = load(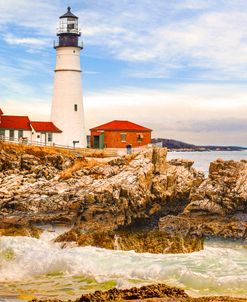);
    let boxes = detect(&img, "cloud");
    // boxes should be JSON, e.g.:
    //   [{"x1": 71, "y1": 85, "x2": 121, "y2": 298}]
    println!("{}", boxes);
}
[
  {"x1": 1, "y1": 0, "x2": 247, "y2": 80},
  {"x1": 2, "y1": 82, "x2": 247, "y2": 145},
  {"x1": 4, "y1": 34, "x2": 48, "y2": 46},
  {"x1": 83, "y1": 83, "x2": 247, "y2": 145},
  {"x1": 0, "y1": 0, "x2": 59, "y2": 34},
  {"x1": 1, "y1": 0, "x2": 247, "y2": 146},
  {"x1": 173, "y1": 118, "x2": 247, "y2": 133},
  {"x1": 1, "y1": 99, "x2": 50, "y2": 121},
  {"x1": 61, "y1": 1, "x2": 247, "y2": 80}
]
